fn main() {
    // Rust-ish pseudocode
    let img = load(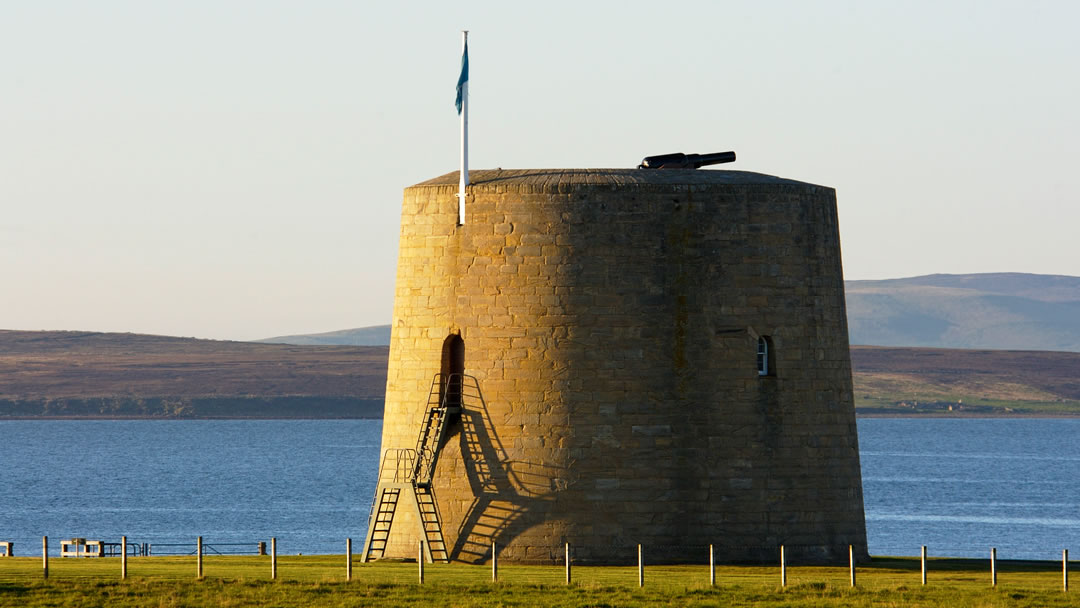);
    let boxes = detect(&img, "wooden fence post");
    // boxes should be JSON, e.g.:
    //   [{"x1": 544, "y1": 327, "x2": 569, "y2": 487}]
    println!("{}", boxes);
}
[
  {"x1": 418, "y1": 540, "x2": 424, "y2": 584},
  {"x1": 849, "y1": 545, "x2": 856, "y2": 587},
  {"x1": 271, "y1": 538, "x2": 277, "y2": 580},
  {"x1": 121, "y1": 536, "x2": 127, "y2": 580},
  {"x1": 780, "y1": 545, "x2": 786, "y2": 587},
  {"x1": 991, "y1": 547, "x2": 997, "y2": 587},
  {"x1": 1064, "y1": 549, "x2": 1069, "y2": 592},
  {"x1": 197, "y1": 536, "x2": 203, "y2": 579},
  {"x1": 709, "y1": 544, "x2": 715, "y2": 587},
  {"x1": 346, "y1": 538, "x2": 352, "y2": 582},
  {"x1": 42, "y1": 536, "x2": 48, "y2": 580},
  {"x1": 491, "y1": 542, "x2": 497, "y2": 583},
  {"x1": 921, "y1": 545, "x2": 927, "y2": 585},
  {"x1": 565, "y1": 543, "x2": 571, "y2": 585},
  {"x1": 638, "y1": 544, "x2": 644, "y2": 588}
]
